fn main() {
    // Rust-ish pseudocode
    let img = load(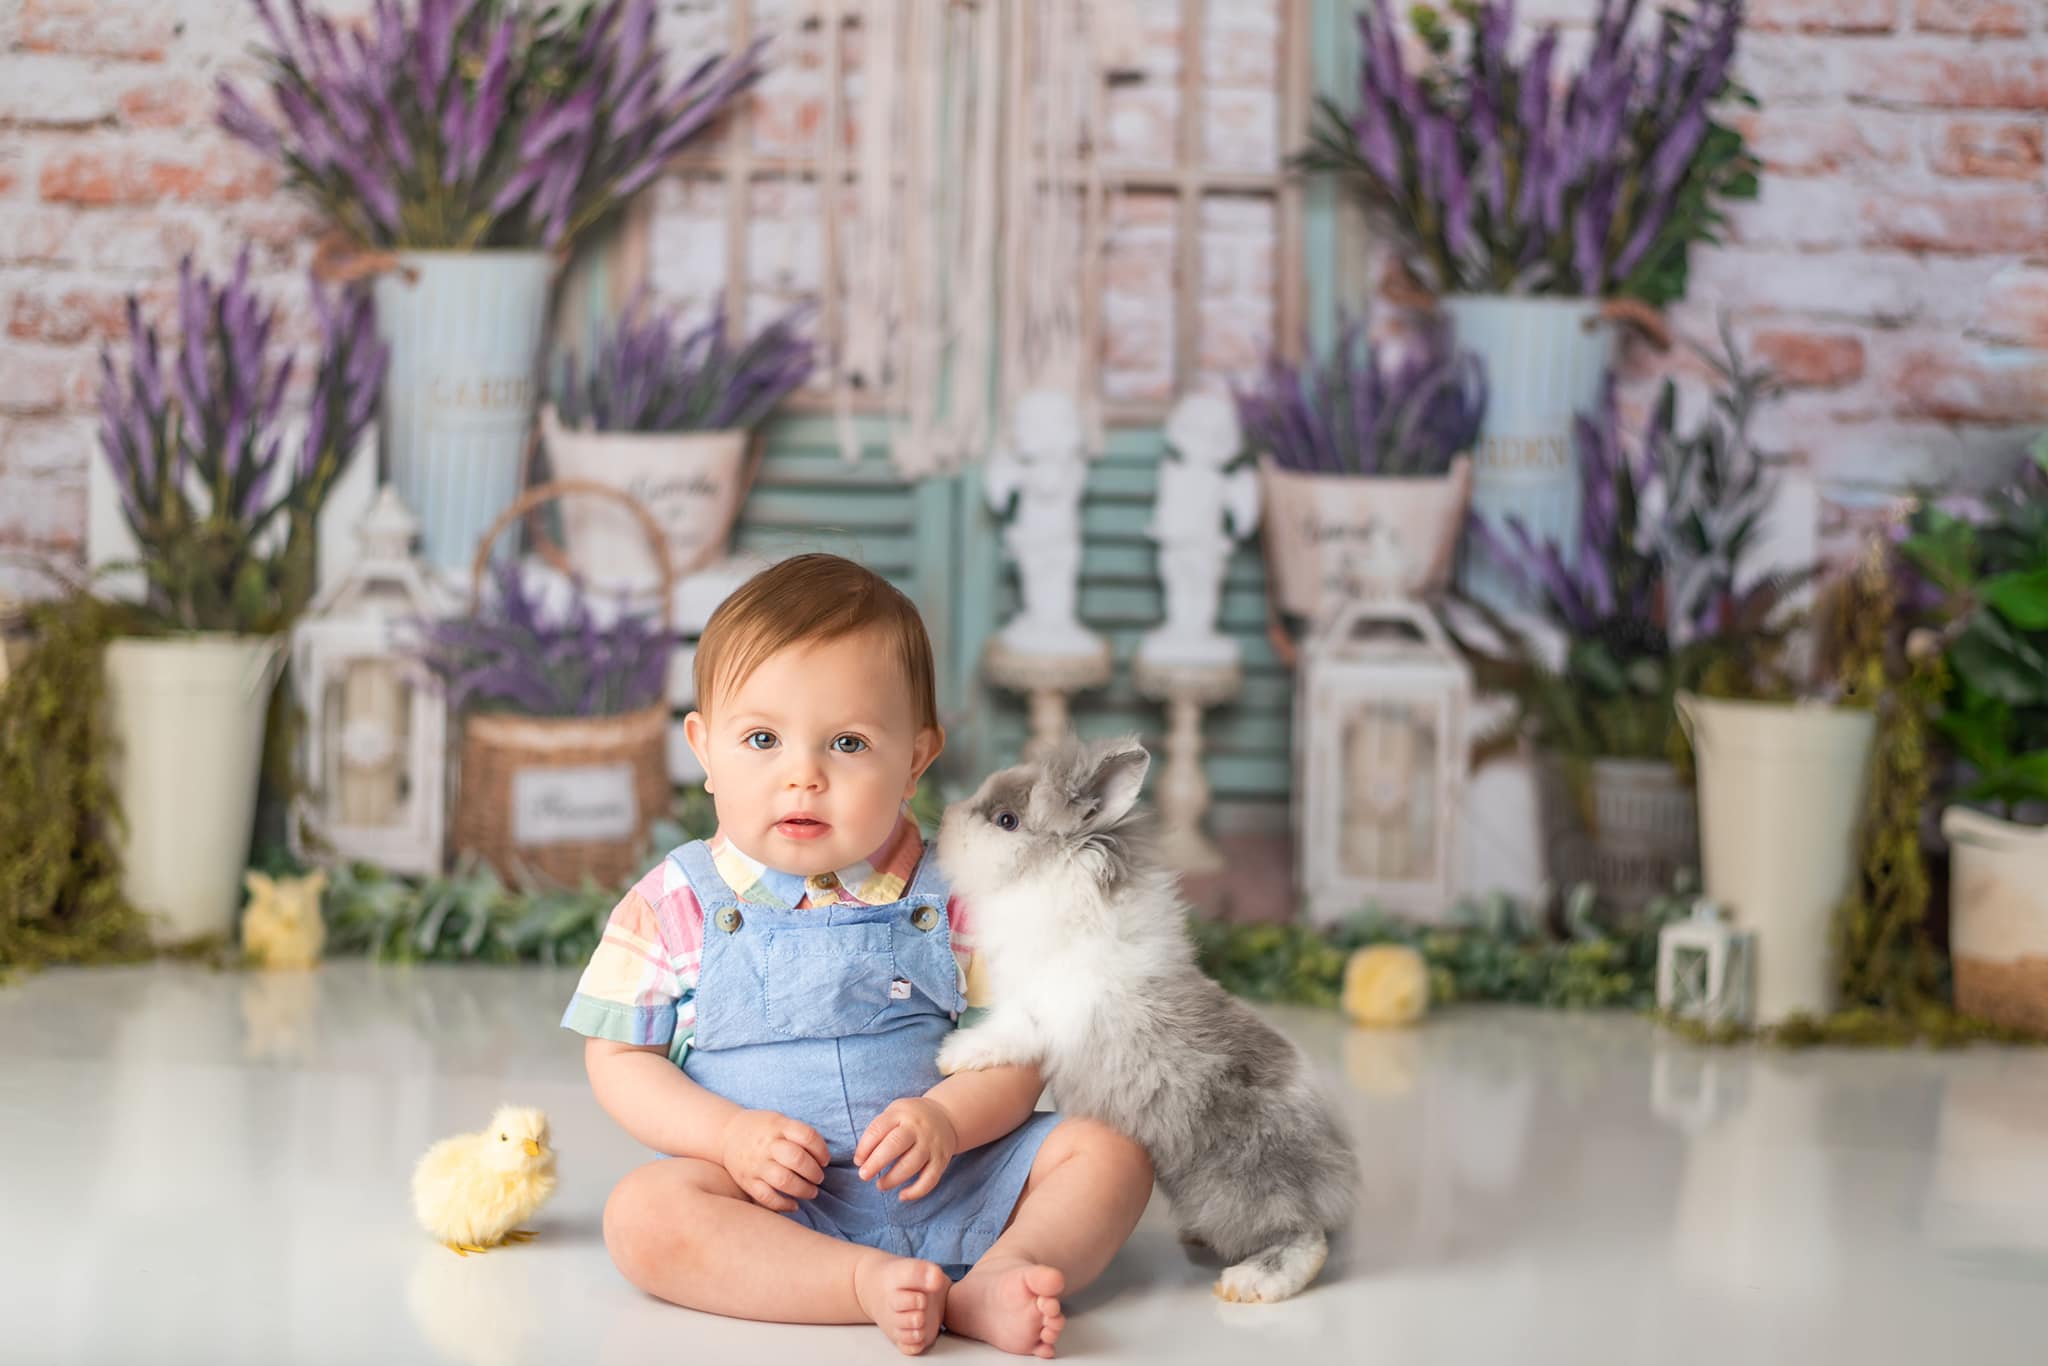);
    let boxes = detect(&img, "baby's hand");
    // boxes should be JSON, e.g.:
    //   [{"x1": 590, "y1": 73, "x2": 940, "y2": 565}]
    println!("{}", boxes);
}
[
  {"x1": 855, "y1": 1098, "x2": 959, "y2": 1202},
  {"x1": 719, "y1": 1109, "x2": 829, "y2": 1213}
]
